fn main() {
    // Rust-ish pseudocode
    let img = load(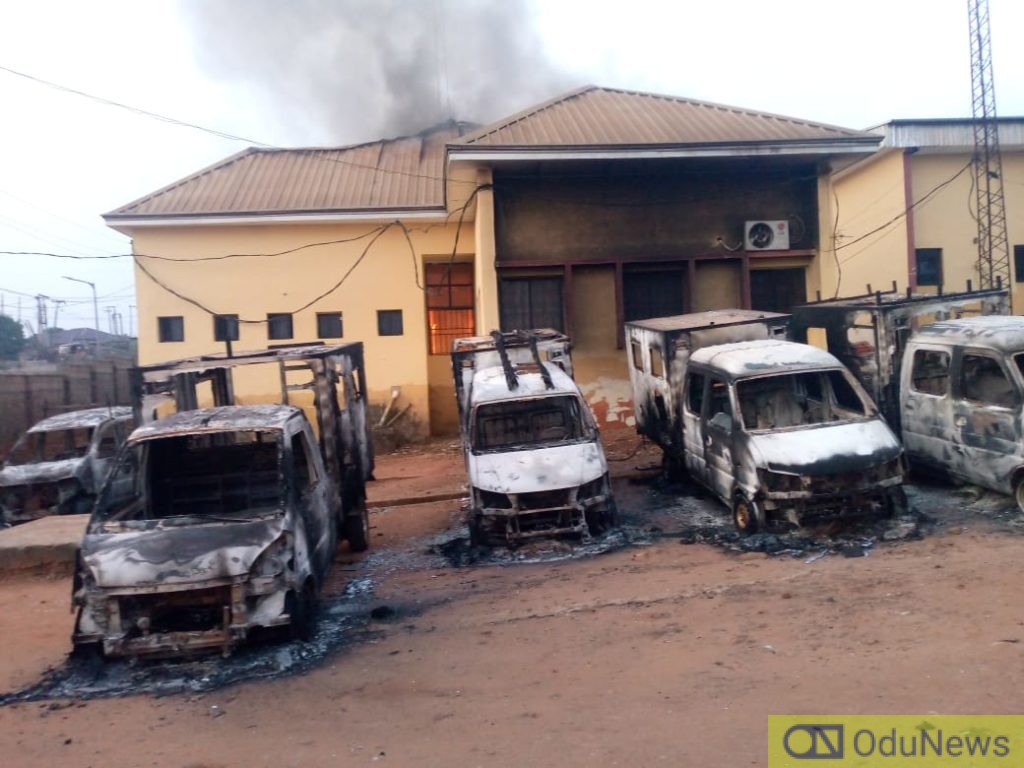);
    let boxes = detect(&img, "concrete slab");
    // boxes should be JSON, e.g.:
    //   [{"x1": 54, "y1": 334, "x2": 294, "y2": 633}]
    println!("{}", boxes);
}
[{"x1": 0, "y1": 514, "x2": 87, "y2": 575}]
